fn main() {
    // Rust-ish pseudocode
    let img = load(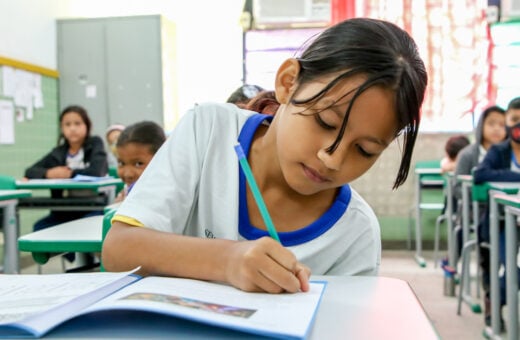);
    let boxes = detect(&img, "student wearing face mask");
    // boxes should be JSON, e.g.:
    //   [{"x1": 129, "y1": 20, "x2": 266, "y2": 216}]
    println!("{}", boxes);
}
[{"x1": 474, "y1": 96, "x2": 520, "y2": 329}]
